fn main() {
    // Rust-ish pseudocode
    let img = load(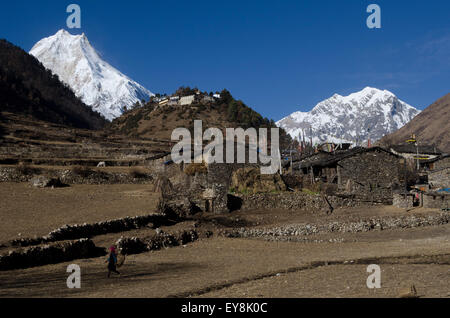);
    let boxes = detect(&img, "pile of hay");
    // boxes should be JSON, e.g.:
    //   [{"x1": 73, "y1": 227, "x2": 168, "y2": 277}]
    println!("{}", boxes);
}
[
  {"x1": 184, "y1": 162, "x2": 207, "y2": 176},
  {"x1": 231, "y1": 167, "x2": 286, "y2": 194}
]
